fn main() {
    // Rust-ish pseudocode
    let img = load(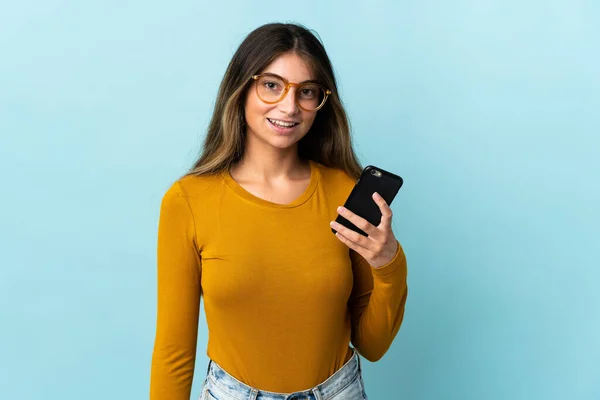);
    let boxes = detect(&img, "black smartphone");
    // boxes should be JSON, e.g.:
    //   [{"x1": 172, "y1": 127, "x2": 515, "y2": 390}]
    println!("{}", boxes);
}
[{"x1": 332, "y1": 165, "x2": 403, "y2": 237}]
